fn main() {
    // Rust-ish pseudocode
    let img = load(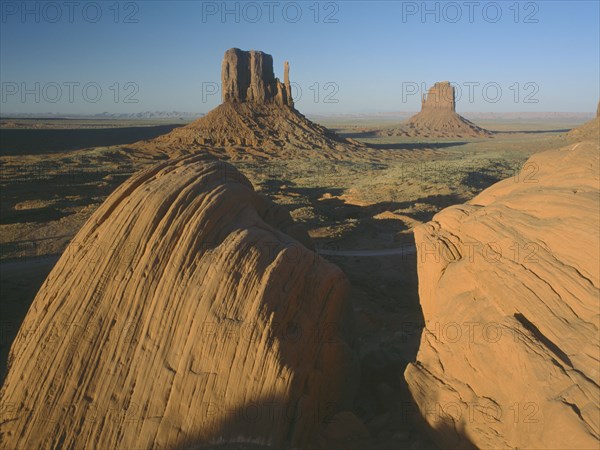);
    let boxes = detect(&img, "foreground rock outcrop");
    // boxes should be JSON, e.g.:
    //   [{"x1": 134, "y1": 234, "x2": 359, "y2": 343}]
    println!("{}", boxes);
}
[
  {"x1": 406, "y1": 140, "x2": 600, "y2": 449},
  {"x1": 130, "y1": 49, "x2": 364, "y2": 160},
  {"x1": 0, "y1": 154, "x2": 358, "y2": 449},
  {"x1": 377, "y1": 82, "x2": 491, "y2": 138}
]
